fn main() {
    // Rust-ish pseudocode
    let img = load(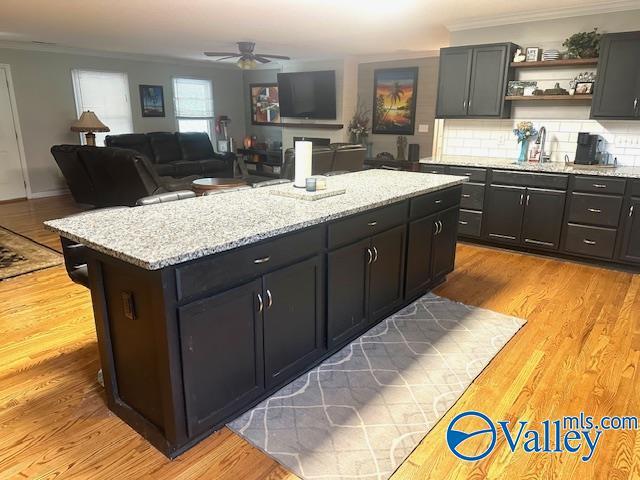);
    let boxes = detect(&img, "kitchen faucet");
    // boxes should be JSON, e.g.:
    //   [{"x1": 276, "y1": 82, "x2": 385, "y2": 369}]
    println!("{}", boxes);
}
[{"x1": 535, "y1": 126, "x2": 550, "y2": 163}]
